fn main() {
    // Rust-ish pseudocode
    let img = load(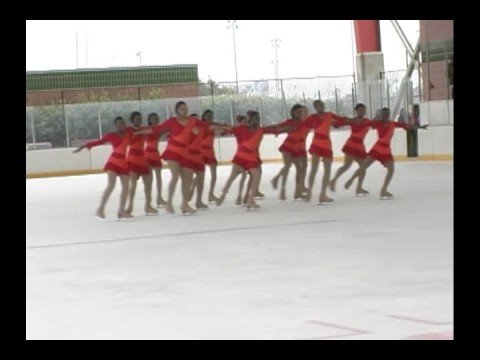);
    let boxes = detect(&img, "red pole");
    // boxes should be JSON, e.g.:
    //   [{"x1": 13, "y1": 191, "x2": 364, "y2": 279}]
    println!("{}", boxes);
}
[{"x1": 353, "y1": 20, "x2": 381, "y2": 53}]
